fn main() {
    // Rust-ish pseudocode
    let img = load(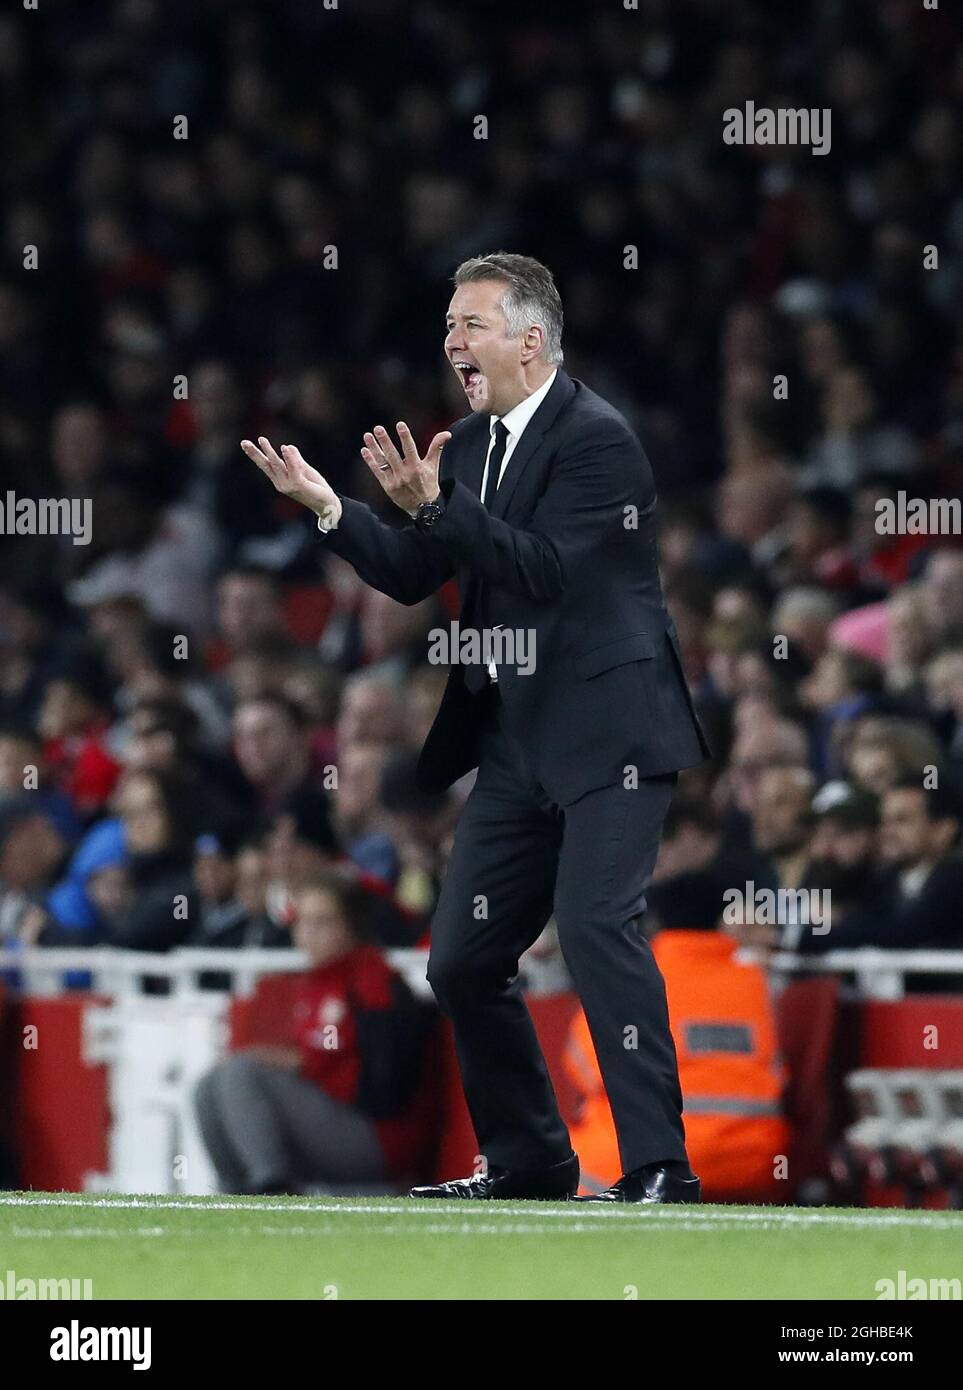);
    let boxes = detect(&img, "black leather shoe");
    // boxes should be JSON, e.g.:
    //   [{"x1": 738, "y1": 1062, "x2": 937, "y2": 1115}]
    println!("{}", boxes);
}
[
  {"x1": 573, "y1": 1162, "x2": 701, "y2": 1204},
  {"x1": 410, "y1": 1152, "x2": 579, "y2": 1200}
]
